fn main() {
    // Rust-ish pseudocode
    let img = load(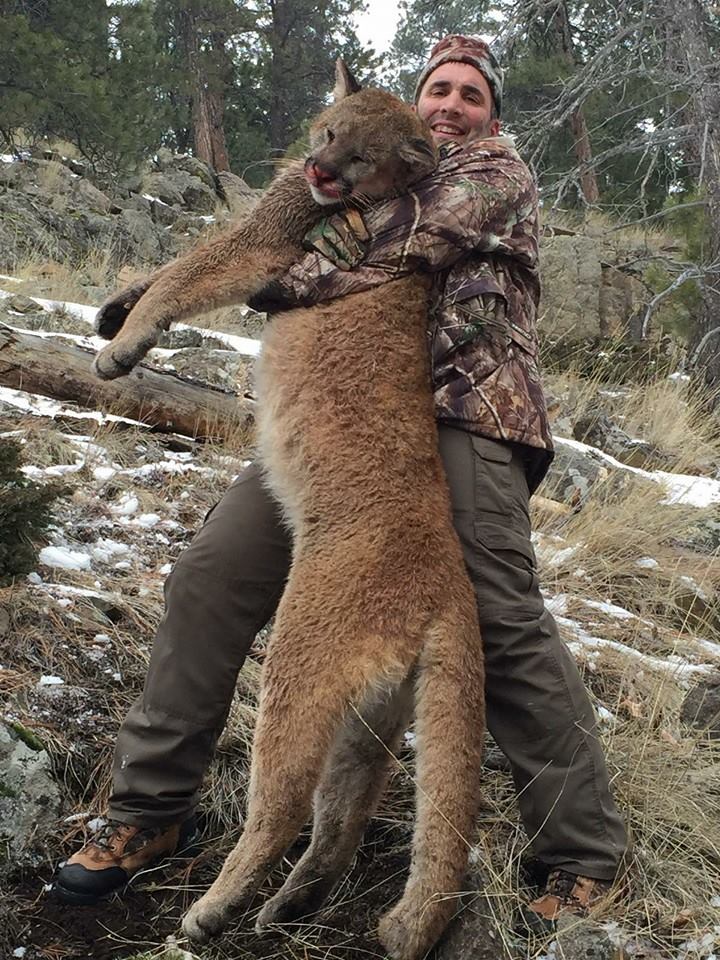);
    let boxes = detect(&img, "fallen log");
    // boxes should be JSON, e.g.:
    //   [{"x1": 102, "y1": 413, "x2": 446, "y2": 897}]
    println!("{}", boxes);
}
[{"x1": 0, "y1": 323, "x2": 253, "y2": 440}]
